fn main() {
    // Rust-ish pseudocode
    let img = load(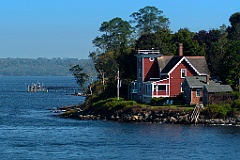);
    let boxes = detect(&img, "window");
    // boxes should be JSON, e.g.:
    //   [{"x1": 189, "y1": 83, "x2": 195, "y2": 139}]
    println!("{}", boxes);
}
[
  {"x1": 146, "y1": 84, "x2": 151, "y2": 92},
  {"x1": 154, "y1": 85, "x2": 166, "y2": 91},
  {"x1": 149, "y1": 57, "x2": 154, "y2": 61},
  {"x1": 196, "y1": 89, "x2": 201, "y2": 97},
  {"x1": 181, "y1": 69, "x2": 187, "y2": 78},
  {"x1": 158, "y1": 85, "x2": 166, "y2": 91},
  {"x1": 180, "y1": 83, "x2": 183, "y2": 92}
]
